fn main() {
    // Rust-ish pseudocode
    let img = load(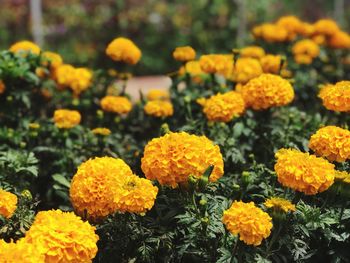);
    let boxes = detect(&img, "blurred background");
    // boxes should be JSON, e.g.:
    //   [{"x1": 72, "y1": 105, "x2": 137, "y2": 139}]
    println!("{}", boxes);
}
[{"x1": 1, "y1": 0, "x2": 349, "y2": 74}]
